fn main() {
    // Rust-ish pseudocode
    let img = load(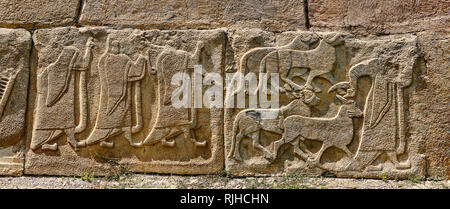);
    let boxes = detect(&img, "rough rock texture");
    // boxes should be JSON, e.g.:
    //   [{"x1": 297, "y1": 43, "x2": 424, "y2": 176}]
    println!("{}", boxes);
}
[
  {"x1": 25, "y1": 27, "x2": 224, "y2": 176},
  {"x1": 0, "y1": 0, "x2": 81, "y2": 29},
  {"x1": 79, "y1": 0, "x2": 305, "y2": 31},
  {"x1": 225, "y1": 30, "x2": 427, "y2": 179},
  {"x1": 0, "y1": 174, "x2": 448, "y2": 189},
  {"x1": 0, "y1": 28, "x2": 31, "y2": 176},
  {"x1": 415, "y1": 29, "x2": 449, "y2": 179},
  {"x1": 309, "y1": 0, "x2": 450, "y2": 34}
]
